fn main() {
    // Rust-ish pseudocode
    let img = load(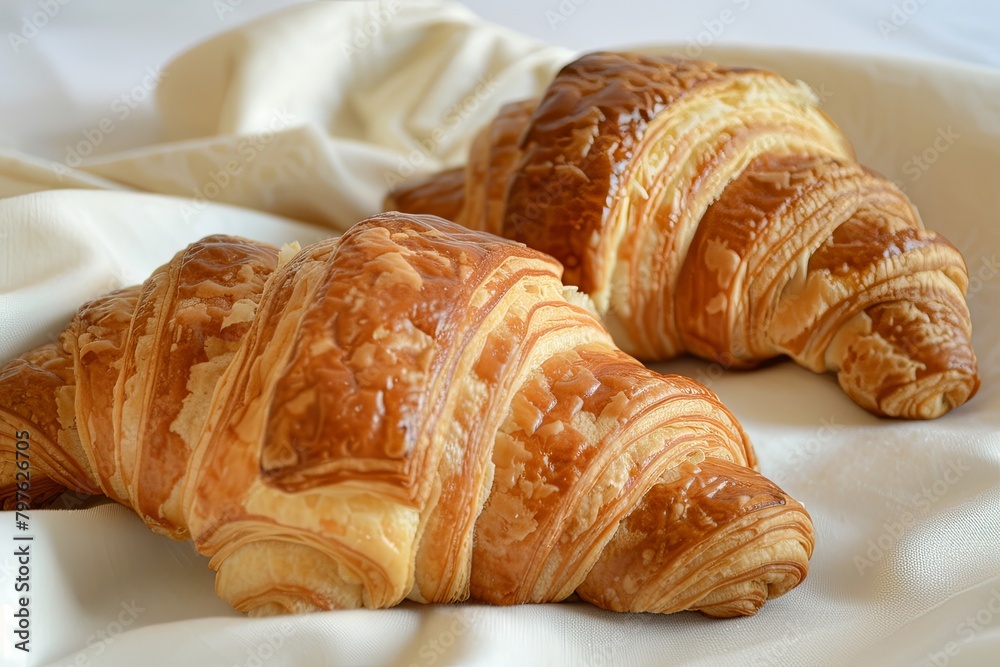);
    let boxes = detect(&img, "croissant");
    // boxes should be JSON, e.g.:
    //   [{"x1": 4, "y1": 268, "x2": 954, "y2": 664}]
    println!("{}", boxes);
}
[
  {"x1": 0, "y1": 212, "x2": 812, "y2": 617},
  {"x1": 386, "y1": 52, "x2": 980, "y2": 419}
]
